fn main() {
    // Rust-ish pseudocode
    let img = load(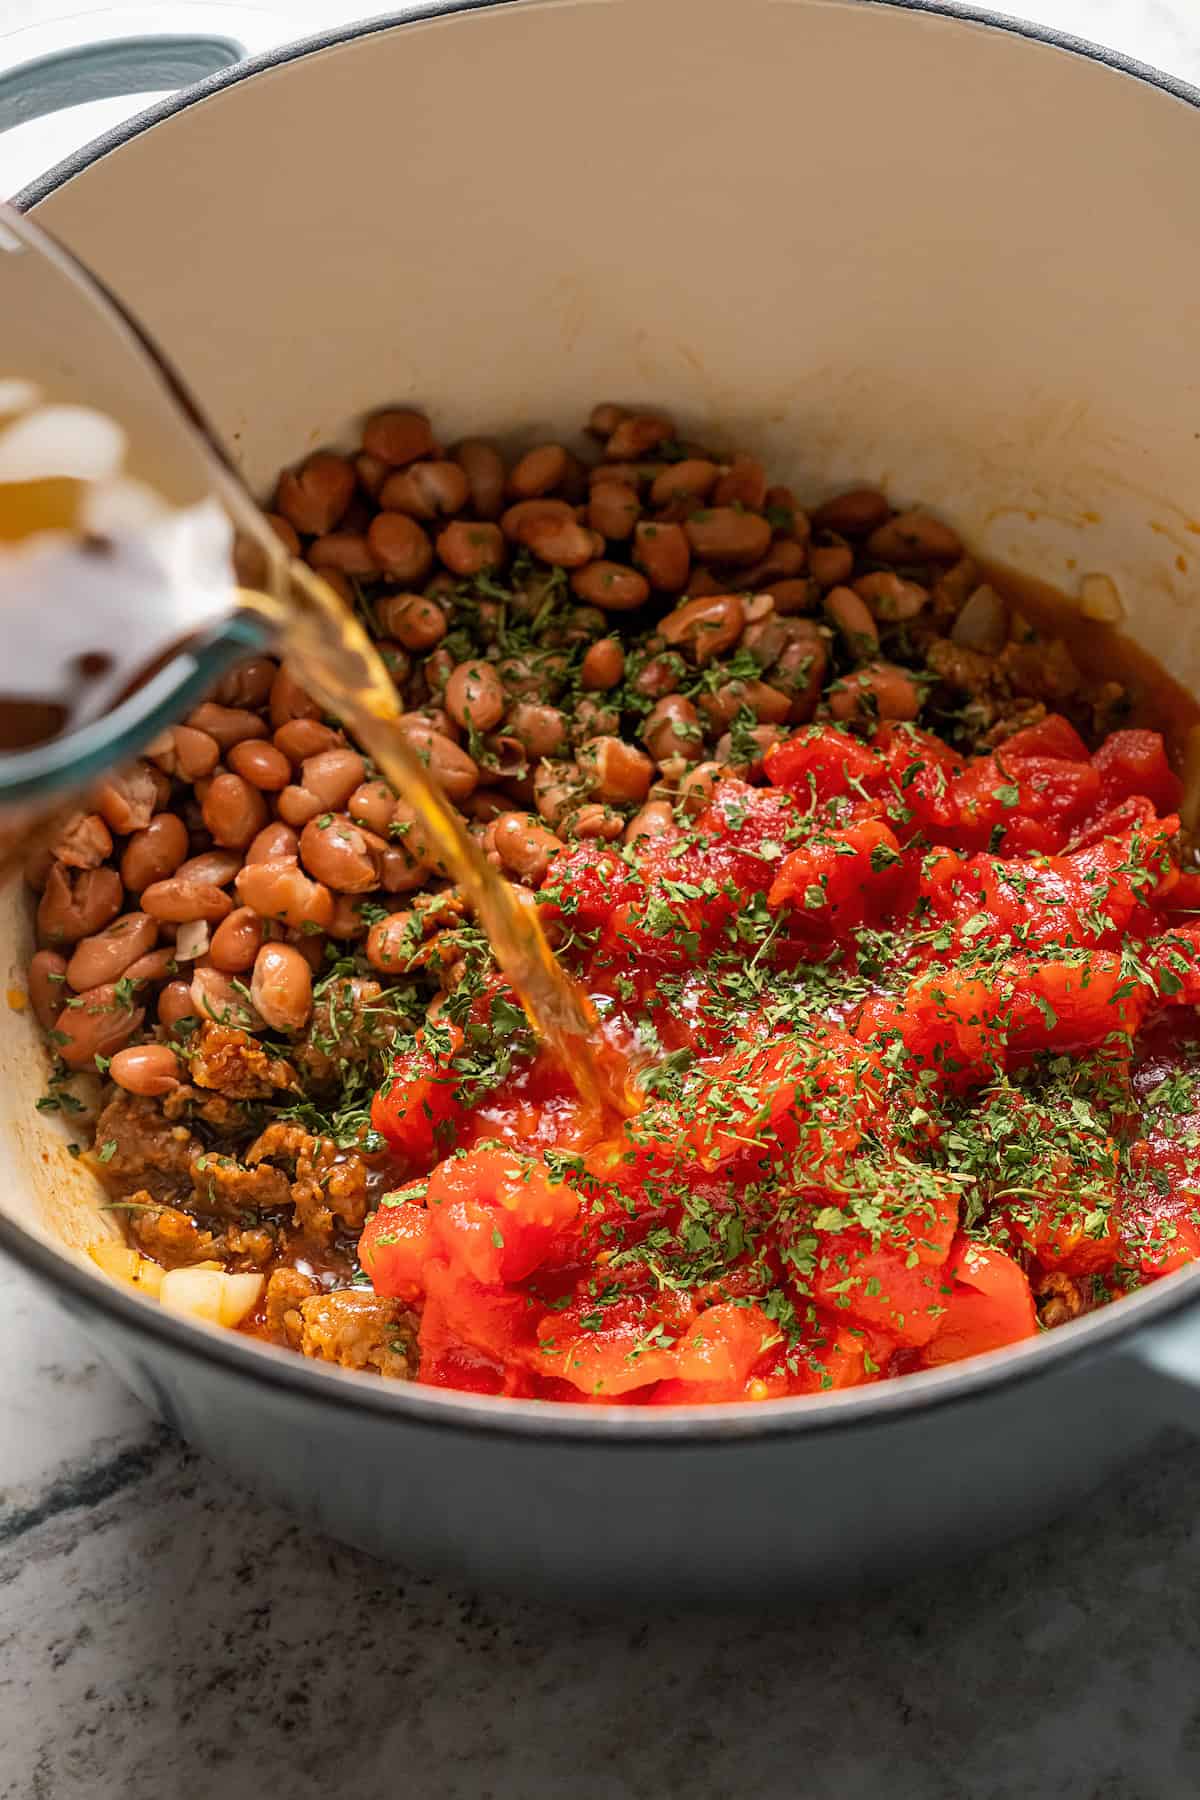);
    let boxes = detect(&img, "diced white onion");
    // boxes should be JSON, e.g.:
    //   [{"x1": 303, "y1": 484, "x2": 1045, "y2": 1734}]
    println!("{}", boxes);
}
[
  {"x1": 1078, "y1": 571, "x2": 1124, "y2": 623},
  {"x1": 158, "y1": 1268, "x2": 263, "y2": 1328},
  {"x1": 0, "y1": 403, "x2": 126, "y2": 483},
  {"x1": 951, "y1": 583, "x2": 1008, "y2": 654},
  {"x1": 89, "y1": 1240, "x2": 164, "y2": 1297},
  {"x1": 174, "y1": 918, "x2": 210, "y2": 961}
]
